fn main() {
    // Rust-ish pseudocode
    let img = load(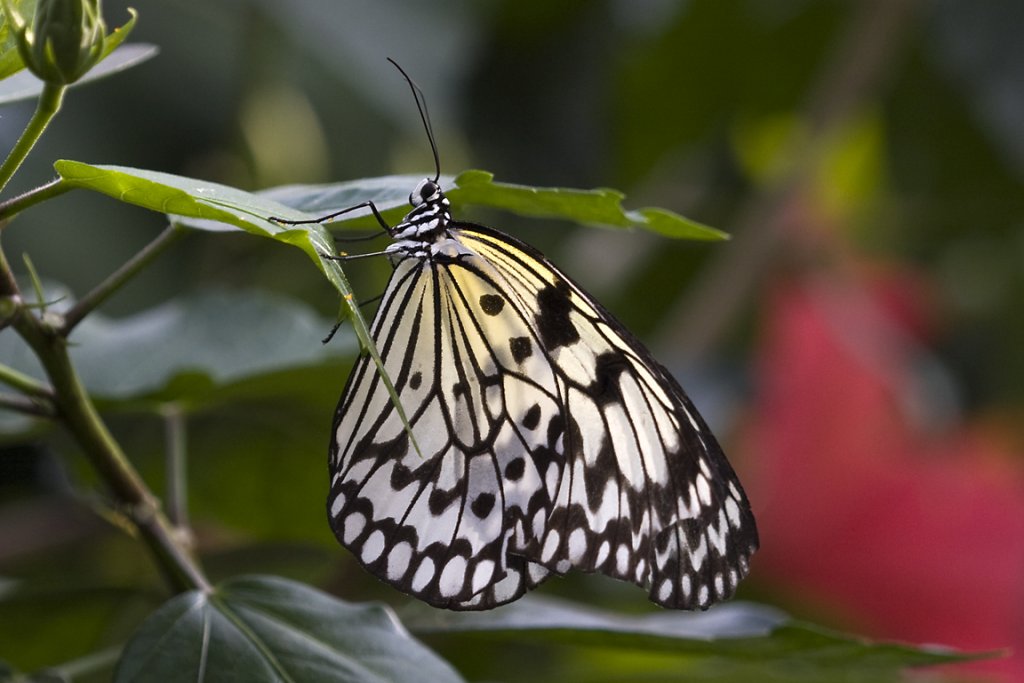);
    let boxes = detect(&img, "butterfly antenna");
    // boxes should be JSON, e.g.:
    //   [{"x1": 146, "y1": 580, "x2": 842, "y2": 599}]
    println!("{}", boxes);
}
[{"x1": 387, "y1": 58, "x2": 441, "y2": 182}]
